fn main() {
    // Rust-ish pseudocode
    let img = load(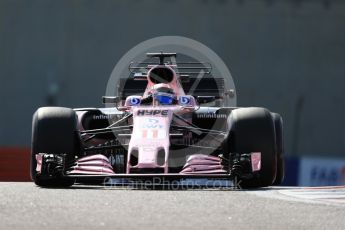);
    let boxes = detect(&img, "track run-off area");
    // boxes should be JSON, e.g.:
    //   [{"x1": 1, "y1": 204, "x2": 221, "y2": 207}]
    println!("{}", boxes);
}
[{"x1": 0, "y1": 183, "x2": 344, "y2": 230}]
